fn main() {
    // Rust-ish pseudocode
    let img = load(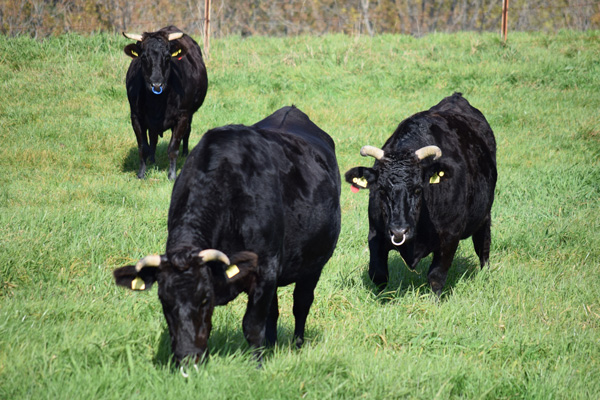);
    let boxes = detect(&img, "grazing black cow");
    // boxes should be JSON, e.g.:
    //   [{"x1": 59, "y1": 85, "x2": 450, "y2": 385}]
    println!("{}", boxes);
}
[
  {"x1": 113, "y1": 106, "x2": 341, "y2": 365},
  {"x1": 123, "y1": 25, "x2": 208, "y2": 180},
  {"x1": 345, "y1": 93, "x2": 497, "y2": 296}
]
